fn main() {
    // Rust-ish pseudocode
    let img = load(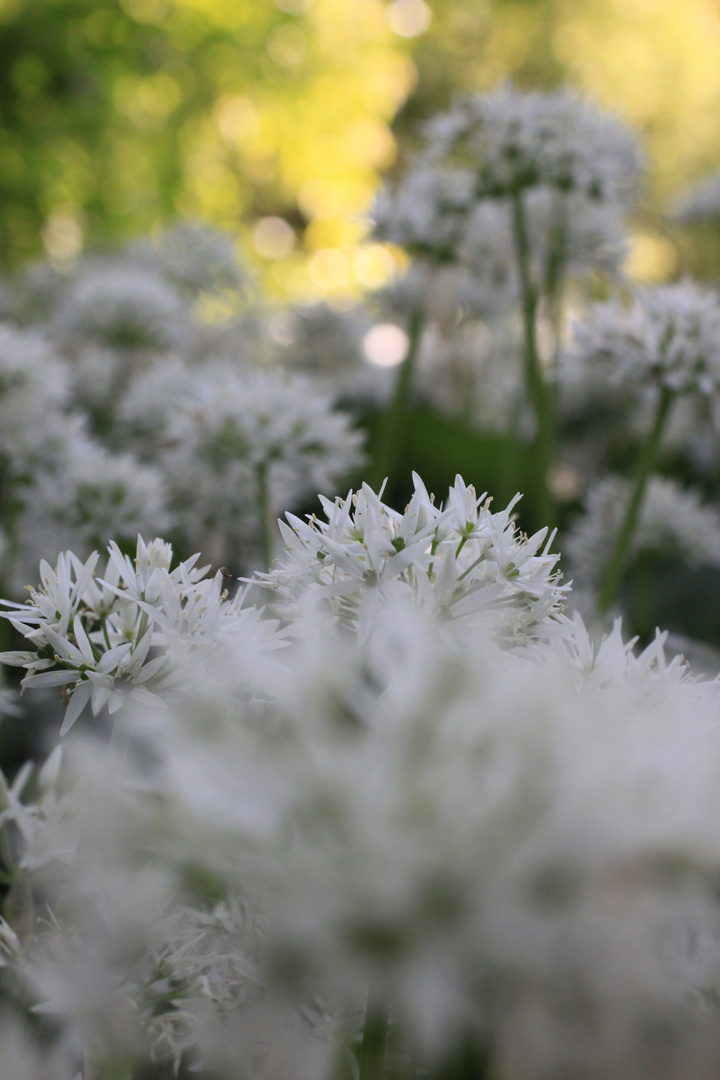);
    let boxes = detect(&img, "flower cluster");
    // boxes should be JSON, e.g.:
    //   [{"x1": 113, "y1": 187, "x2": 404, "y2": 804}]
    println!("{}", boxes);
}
[
  {"x1": 0, "y1": 535, "x2": 280, "y2": 735},
  {"x1": 261, "y1": 473, "x2": 568, "y2": 645},
  {"x1": 570, "y1": 281, "x2": 720, "y2": 397},
  {"x1": 424, "y1": 84, "x2": 642, "y2": 203},
  {"x1": 565, "y1": 474, "x2": 720, "y2": 597}
]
